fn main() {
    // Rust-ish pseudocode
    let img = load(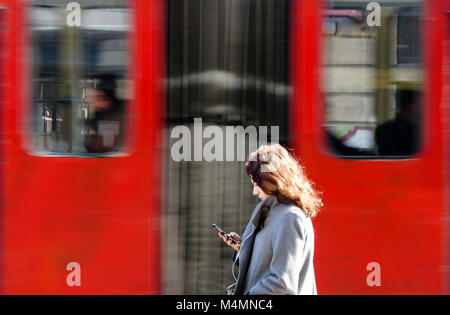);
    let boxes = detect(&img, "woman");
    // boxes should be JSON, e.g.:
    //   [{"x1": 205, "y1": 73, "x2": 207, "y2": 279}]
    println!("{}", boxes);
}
[{"x1": 218, "y1": 144, "x2": 323, "y2": 295}]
